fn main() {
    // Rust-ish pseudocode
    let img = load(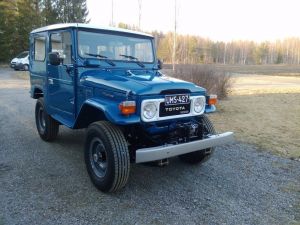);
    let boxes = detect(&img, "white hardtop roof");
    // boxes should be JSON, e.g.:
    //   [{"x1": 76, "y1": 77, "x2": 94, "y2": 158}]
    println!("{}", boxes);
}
[{"x1": 31, "y1": 23, "x2": 153, "y2": 38}]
